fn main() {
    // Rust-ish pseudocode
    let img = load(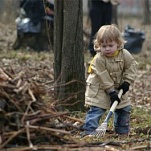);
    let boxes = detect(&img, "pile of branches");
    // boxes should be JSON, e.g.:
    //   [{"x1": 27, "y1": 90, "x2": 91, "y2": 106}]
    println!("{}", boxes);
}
[{"x1": 0, "y1": 67, "x2": 84, "y2": 150}]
